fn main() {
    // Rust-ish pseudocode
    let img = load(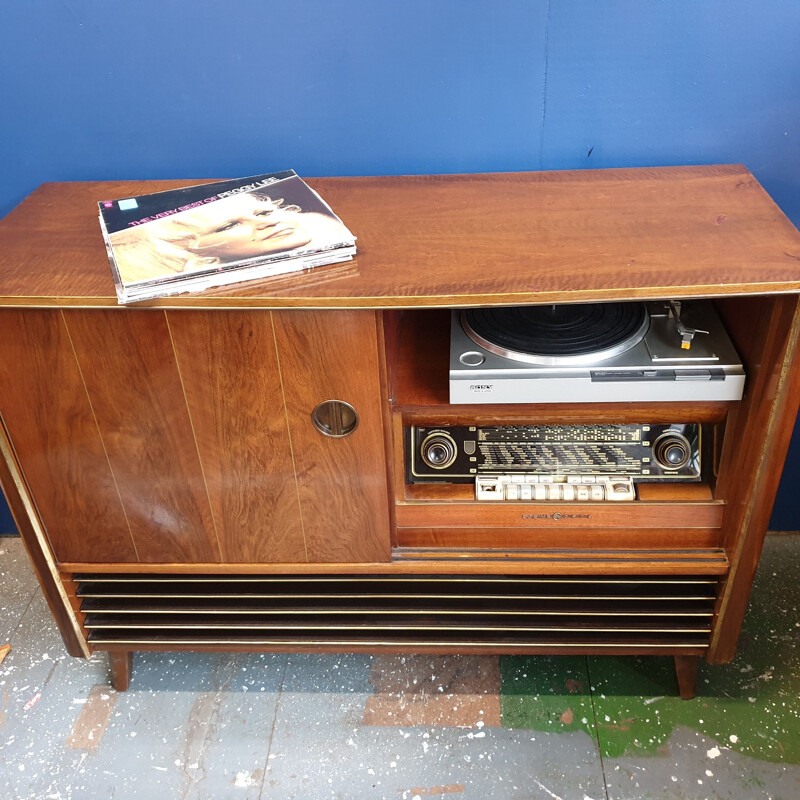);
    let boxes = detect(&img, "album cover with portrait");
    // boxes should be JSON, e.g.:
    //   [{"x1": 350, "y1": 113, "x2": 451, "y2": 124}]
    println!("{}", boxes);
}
[{"x1": 98, "y1": 171, "x2": 357, "y2": 303}]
